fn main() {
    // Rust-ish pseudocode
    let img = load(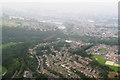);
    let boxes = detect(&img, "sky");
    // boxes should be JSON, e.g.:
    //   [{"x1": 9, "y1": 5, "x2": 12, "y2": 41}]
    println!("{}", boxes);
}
[
  {"x1": 0, "y1": 0, "x2": 119, "y2": 3},
  {"x1": 1, "y1": 0, "x2": 118, "y2": 17}
]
